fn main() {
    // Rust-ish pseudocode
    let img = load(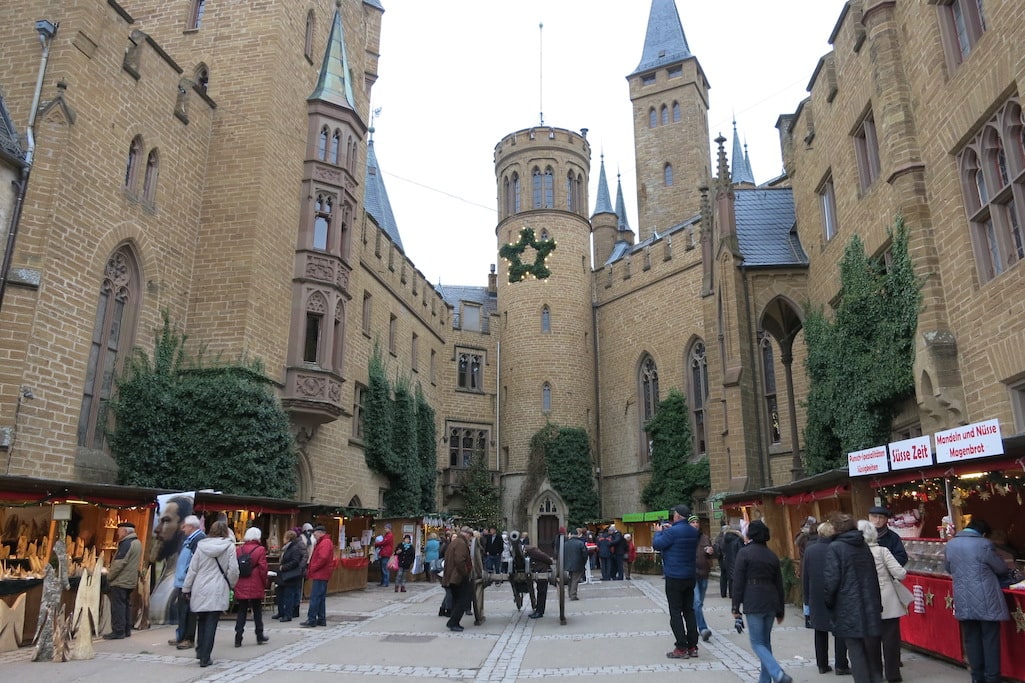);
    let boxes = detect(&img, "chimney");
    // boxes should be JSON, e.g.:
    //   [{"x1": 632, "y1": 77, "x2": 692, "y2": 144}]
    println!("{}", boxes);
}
[{"x1": 488, "y1": 263, "x2": 497, "y2": 294}]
